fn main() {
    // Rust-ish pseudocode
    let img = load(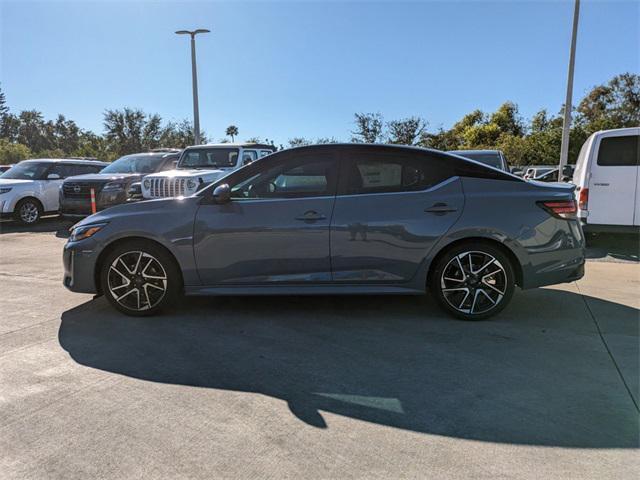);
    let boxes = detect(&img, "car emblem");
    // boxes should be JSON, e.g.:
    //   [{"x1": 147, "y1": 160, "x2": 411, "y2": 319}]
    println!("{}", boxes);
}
[{"x1": 73, "y1": 185, "x2": 81, "y2": 193}]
